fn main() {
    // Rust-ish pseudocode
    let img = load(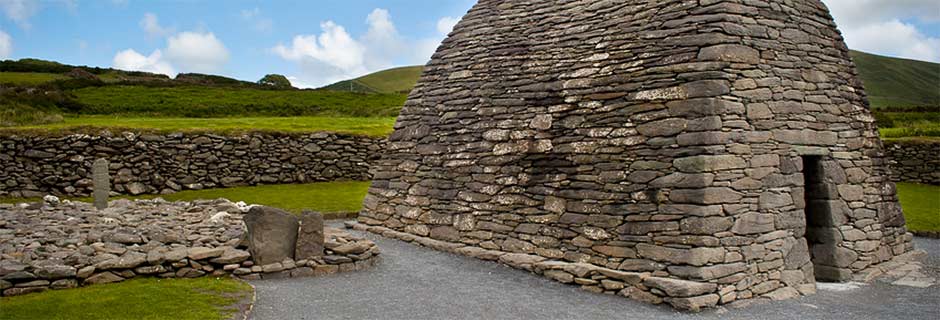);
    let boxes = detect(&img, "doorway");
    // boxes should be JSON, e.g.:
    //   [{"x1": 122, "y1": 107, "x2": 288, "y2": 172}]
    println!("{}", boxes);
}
[{"x1": 801, "y1": 155, "x2": 843, "y2": 281}]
